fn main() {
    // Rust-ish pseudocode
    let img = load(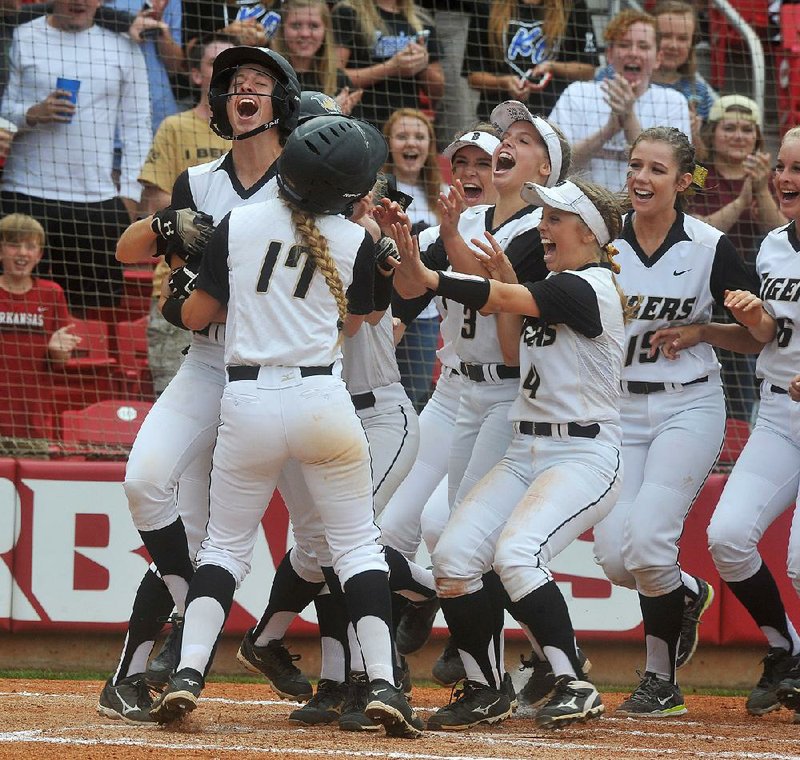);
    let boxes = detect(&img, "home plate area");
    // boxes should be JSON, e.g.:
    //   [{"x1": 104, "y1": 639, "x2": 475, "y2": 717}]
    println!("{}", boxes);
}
[{"x1": 2, "y1": 679, "x2": 800, "y2": 760}]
